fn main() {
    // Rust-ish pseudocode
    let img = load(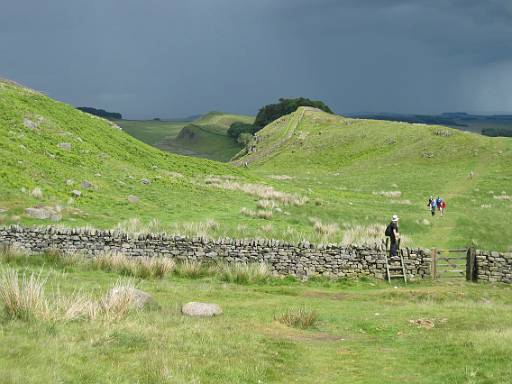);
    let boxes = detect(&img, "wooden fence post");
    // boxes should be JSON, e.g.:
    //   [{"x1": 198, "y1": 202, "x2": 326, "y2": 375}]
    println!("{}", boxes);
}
[
  {"x1": 431, "y1": 248, "x2": 437, "y2": 280},
  {"x1": 466, "y1": 247, "x2": 476, "y2": 282}
]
